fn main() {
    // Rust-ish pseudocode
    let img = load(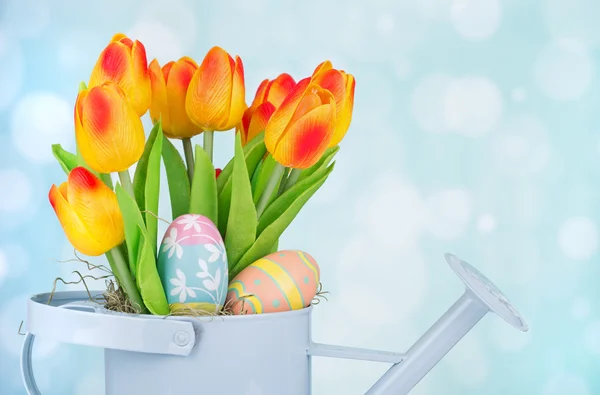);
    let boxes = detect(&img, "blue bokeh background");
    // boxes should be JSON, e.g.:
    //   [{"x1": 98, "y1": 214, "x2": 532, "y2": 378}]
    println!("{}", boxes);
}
[{"x1": 1, "y1": 0, "x2": 598, "y2": 394}]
